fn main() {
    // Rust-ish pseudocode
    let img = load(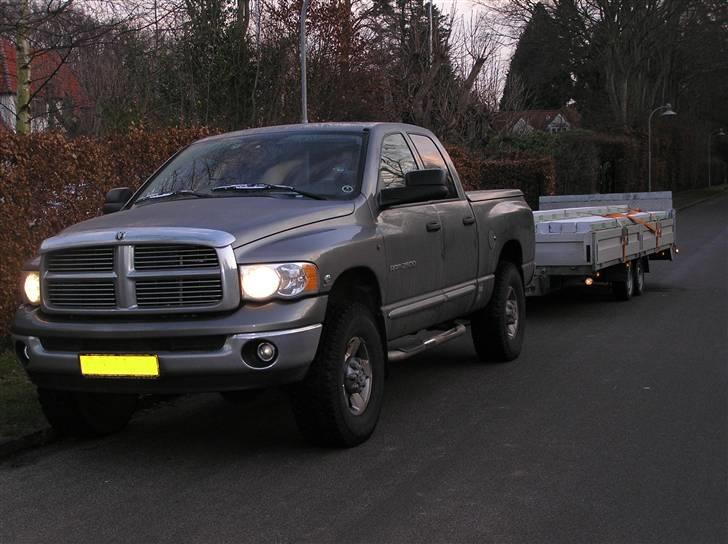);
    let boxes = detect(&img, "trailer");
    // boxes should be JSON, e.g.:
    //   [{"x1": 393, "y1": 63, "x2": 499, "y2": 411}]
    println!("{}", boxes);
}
[{"x1": 527, "y1": 191, "x2": 677, "y2": 300}]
